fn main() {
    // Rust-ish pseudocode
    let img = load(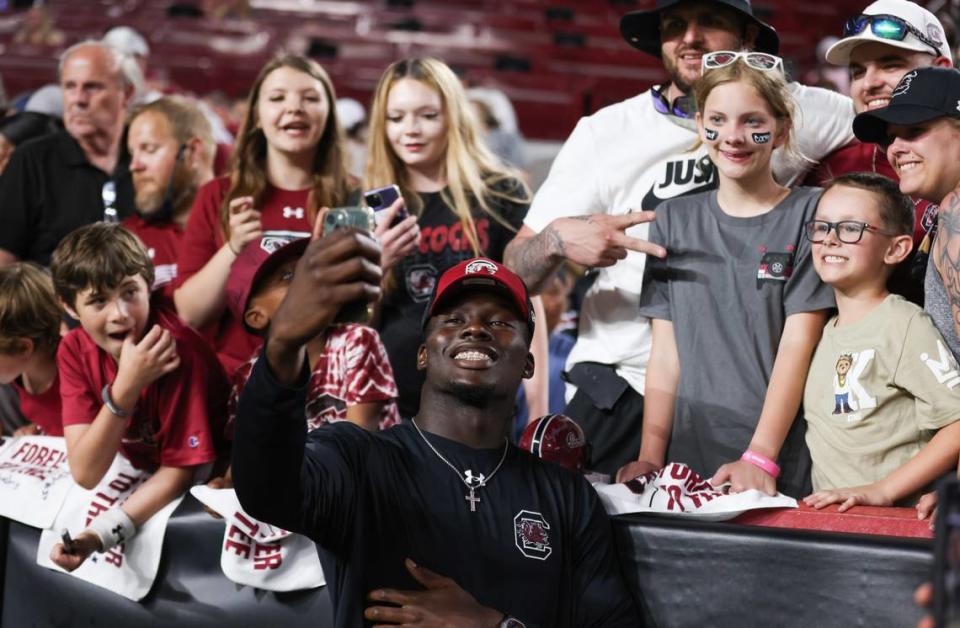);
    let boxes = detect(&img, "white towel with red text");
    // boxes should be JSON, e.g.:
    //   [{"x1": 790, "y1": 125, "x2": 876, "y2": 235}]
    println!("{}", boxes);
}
[
  {"x1": 190, "y1": 485, "x2": 325, "y2": 591},
  {"x1": 594, "y1": 462, "x2": 797, "y2": 521},
  {"x1": 36, "y1": 454, "x2": 182, "y2": 601},
  {"x1": 0, "y1": 436, "x2": 75, "y2": 528}
]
